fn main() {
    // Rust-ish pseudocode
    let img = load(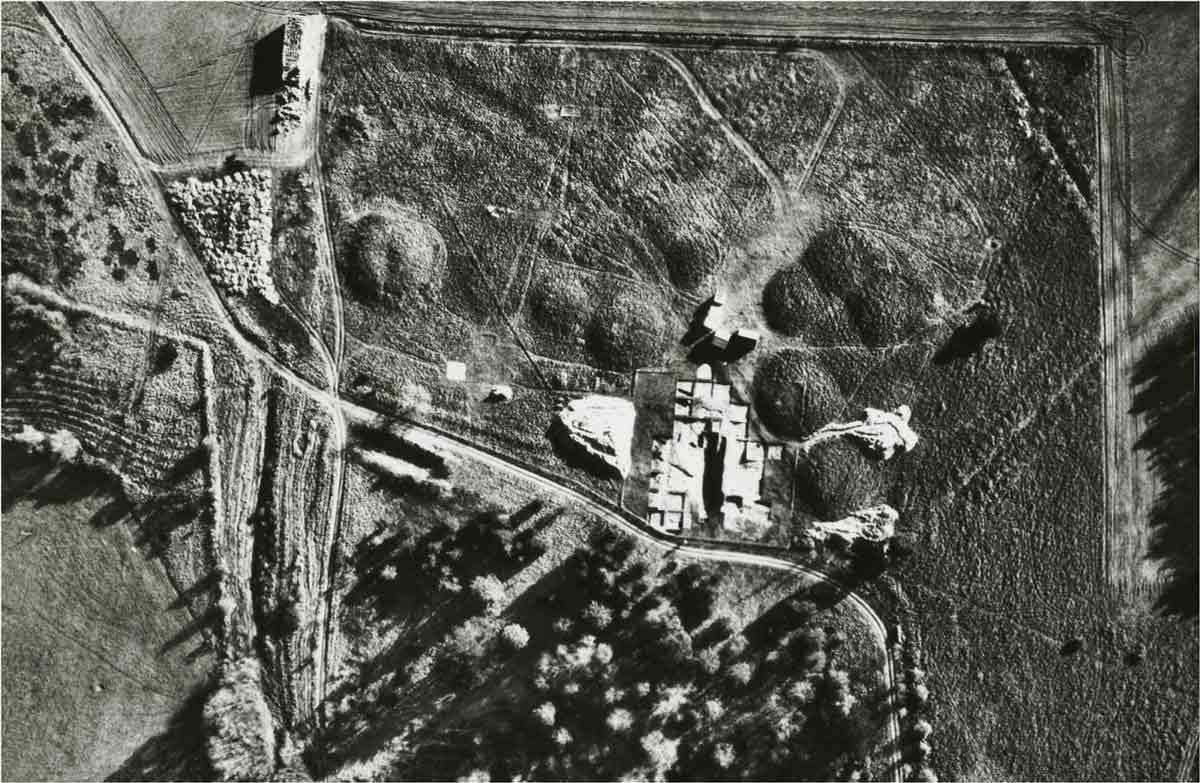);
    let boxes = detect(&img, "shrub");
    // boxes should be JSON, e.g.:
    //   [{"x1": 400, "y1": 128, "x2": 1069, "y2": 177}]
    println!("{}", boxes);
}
[
  {"x1": 727, "y1": 661, "x2": 754, "y2": 686},
  {"x1": 202, "y1": 658, "x2": 276, "y2": 781},
  {"x1": 501, "y1": 623, "x2": 530, "y2": 651},
  {"x1": 470, "y1": 574, "x2": 506, "y2": 616}
]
